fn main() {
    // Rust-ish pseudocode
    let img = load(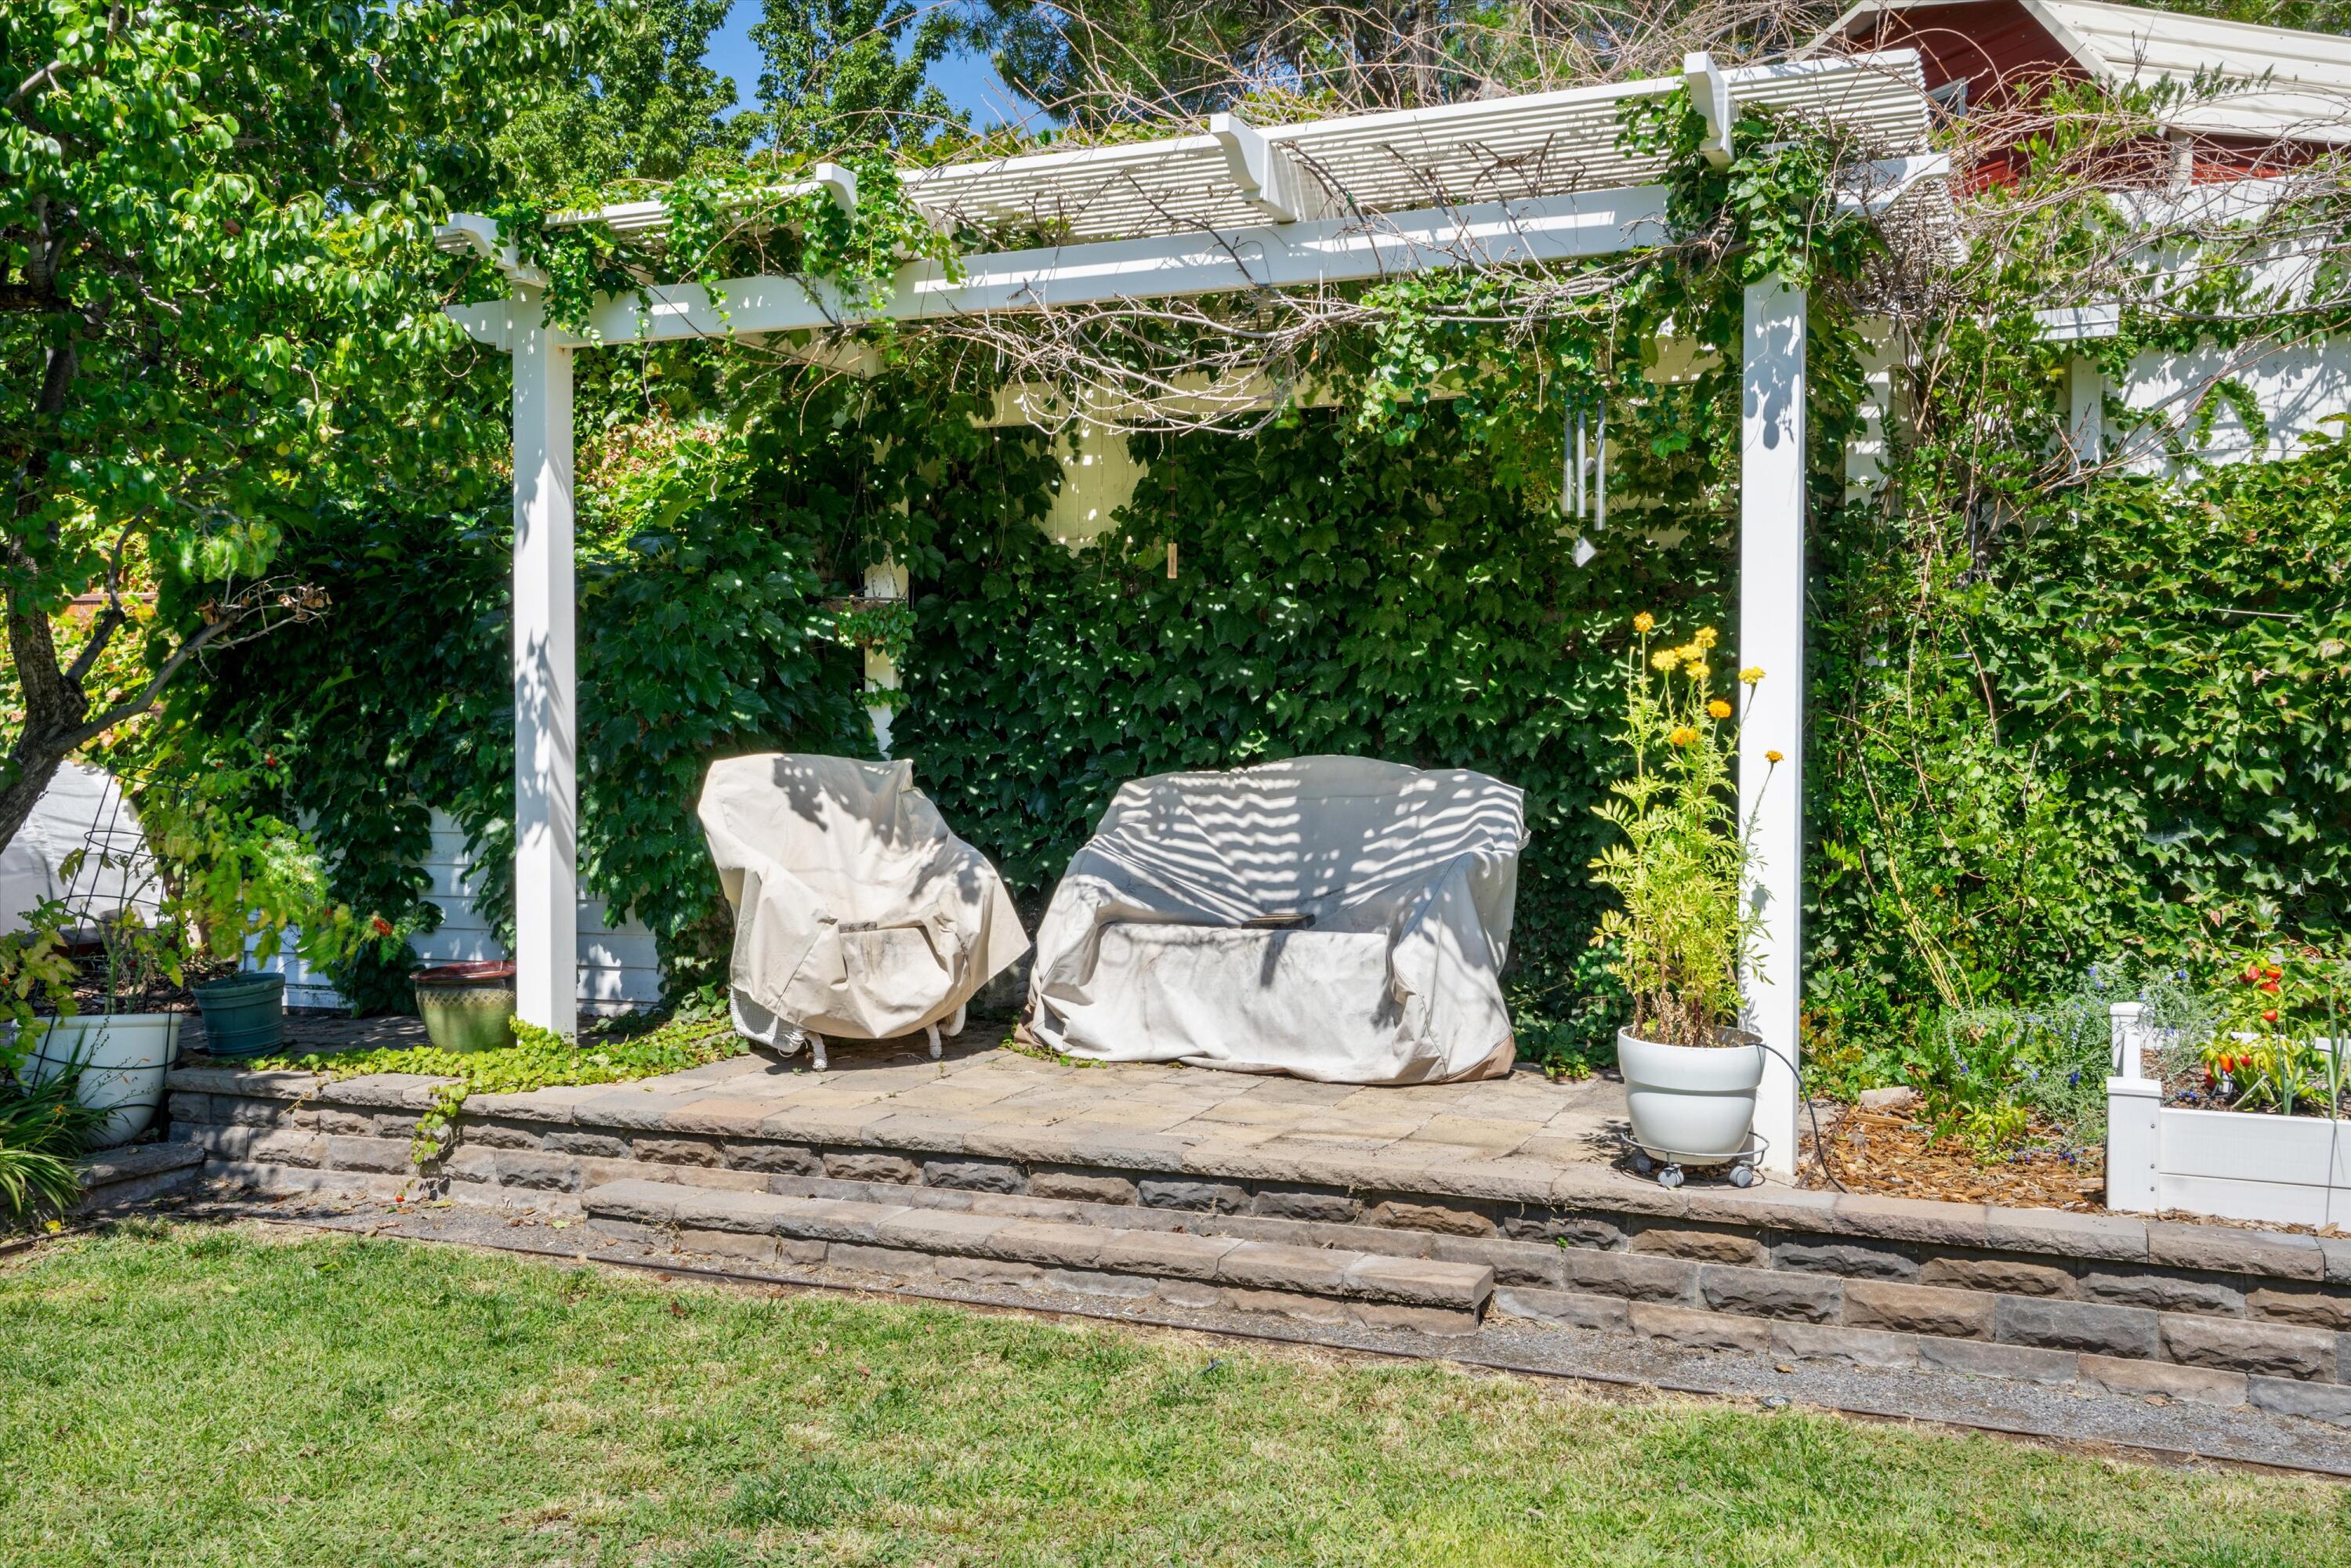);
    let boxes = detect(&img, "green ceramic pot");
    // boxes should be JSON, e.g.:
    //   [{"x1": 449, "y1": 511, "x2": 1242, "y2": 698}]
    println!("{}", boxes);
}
[
  {"x1": 192, "y1": 972, "x2": 286, "y2": 1059},
  {"x1": 412, "y1": 961, "x2": 519, "y2": 1054}
]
